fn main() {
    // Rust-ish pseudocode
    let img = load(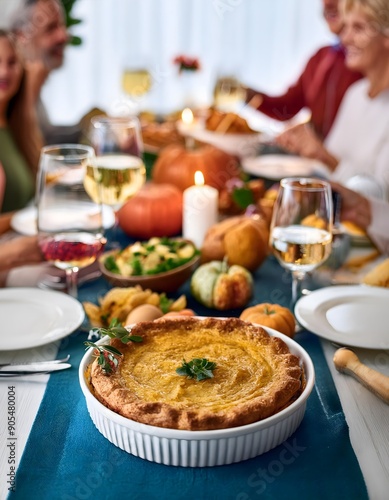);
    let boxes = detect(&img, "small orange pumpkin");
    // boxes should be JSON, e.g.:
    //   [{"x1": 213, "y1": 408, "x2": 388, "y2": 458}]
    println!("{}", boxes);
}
[
  {"x1": 240, "y1": 303, "x2": 296, "y2": 338},
  {"x1": 152, "y1": 143, "x2": 240, "y2": 191},
  {"x1": 117, "y1": 183, "x2": 182, "y2": 239}
]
